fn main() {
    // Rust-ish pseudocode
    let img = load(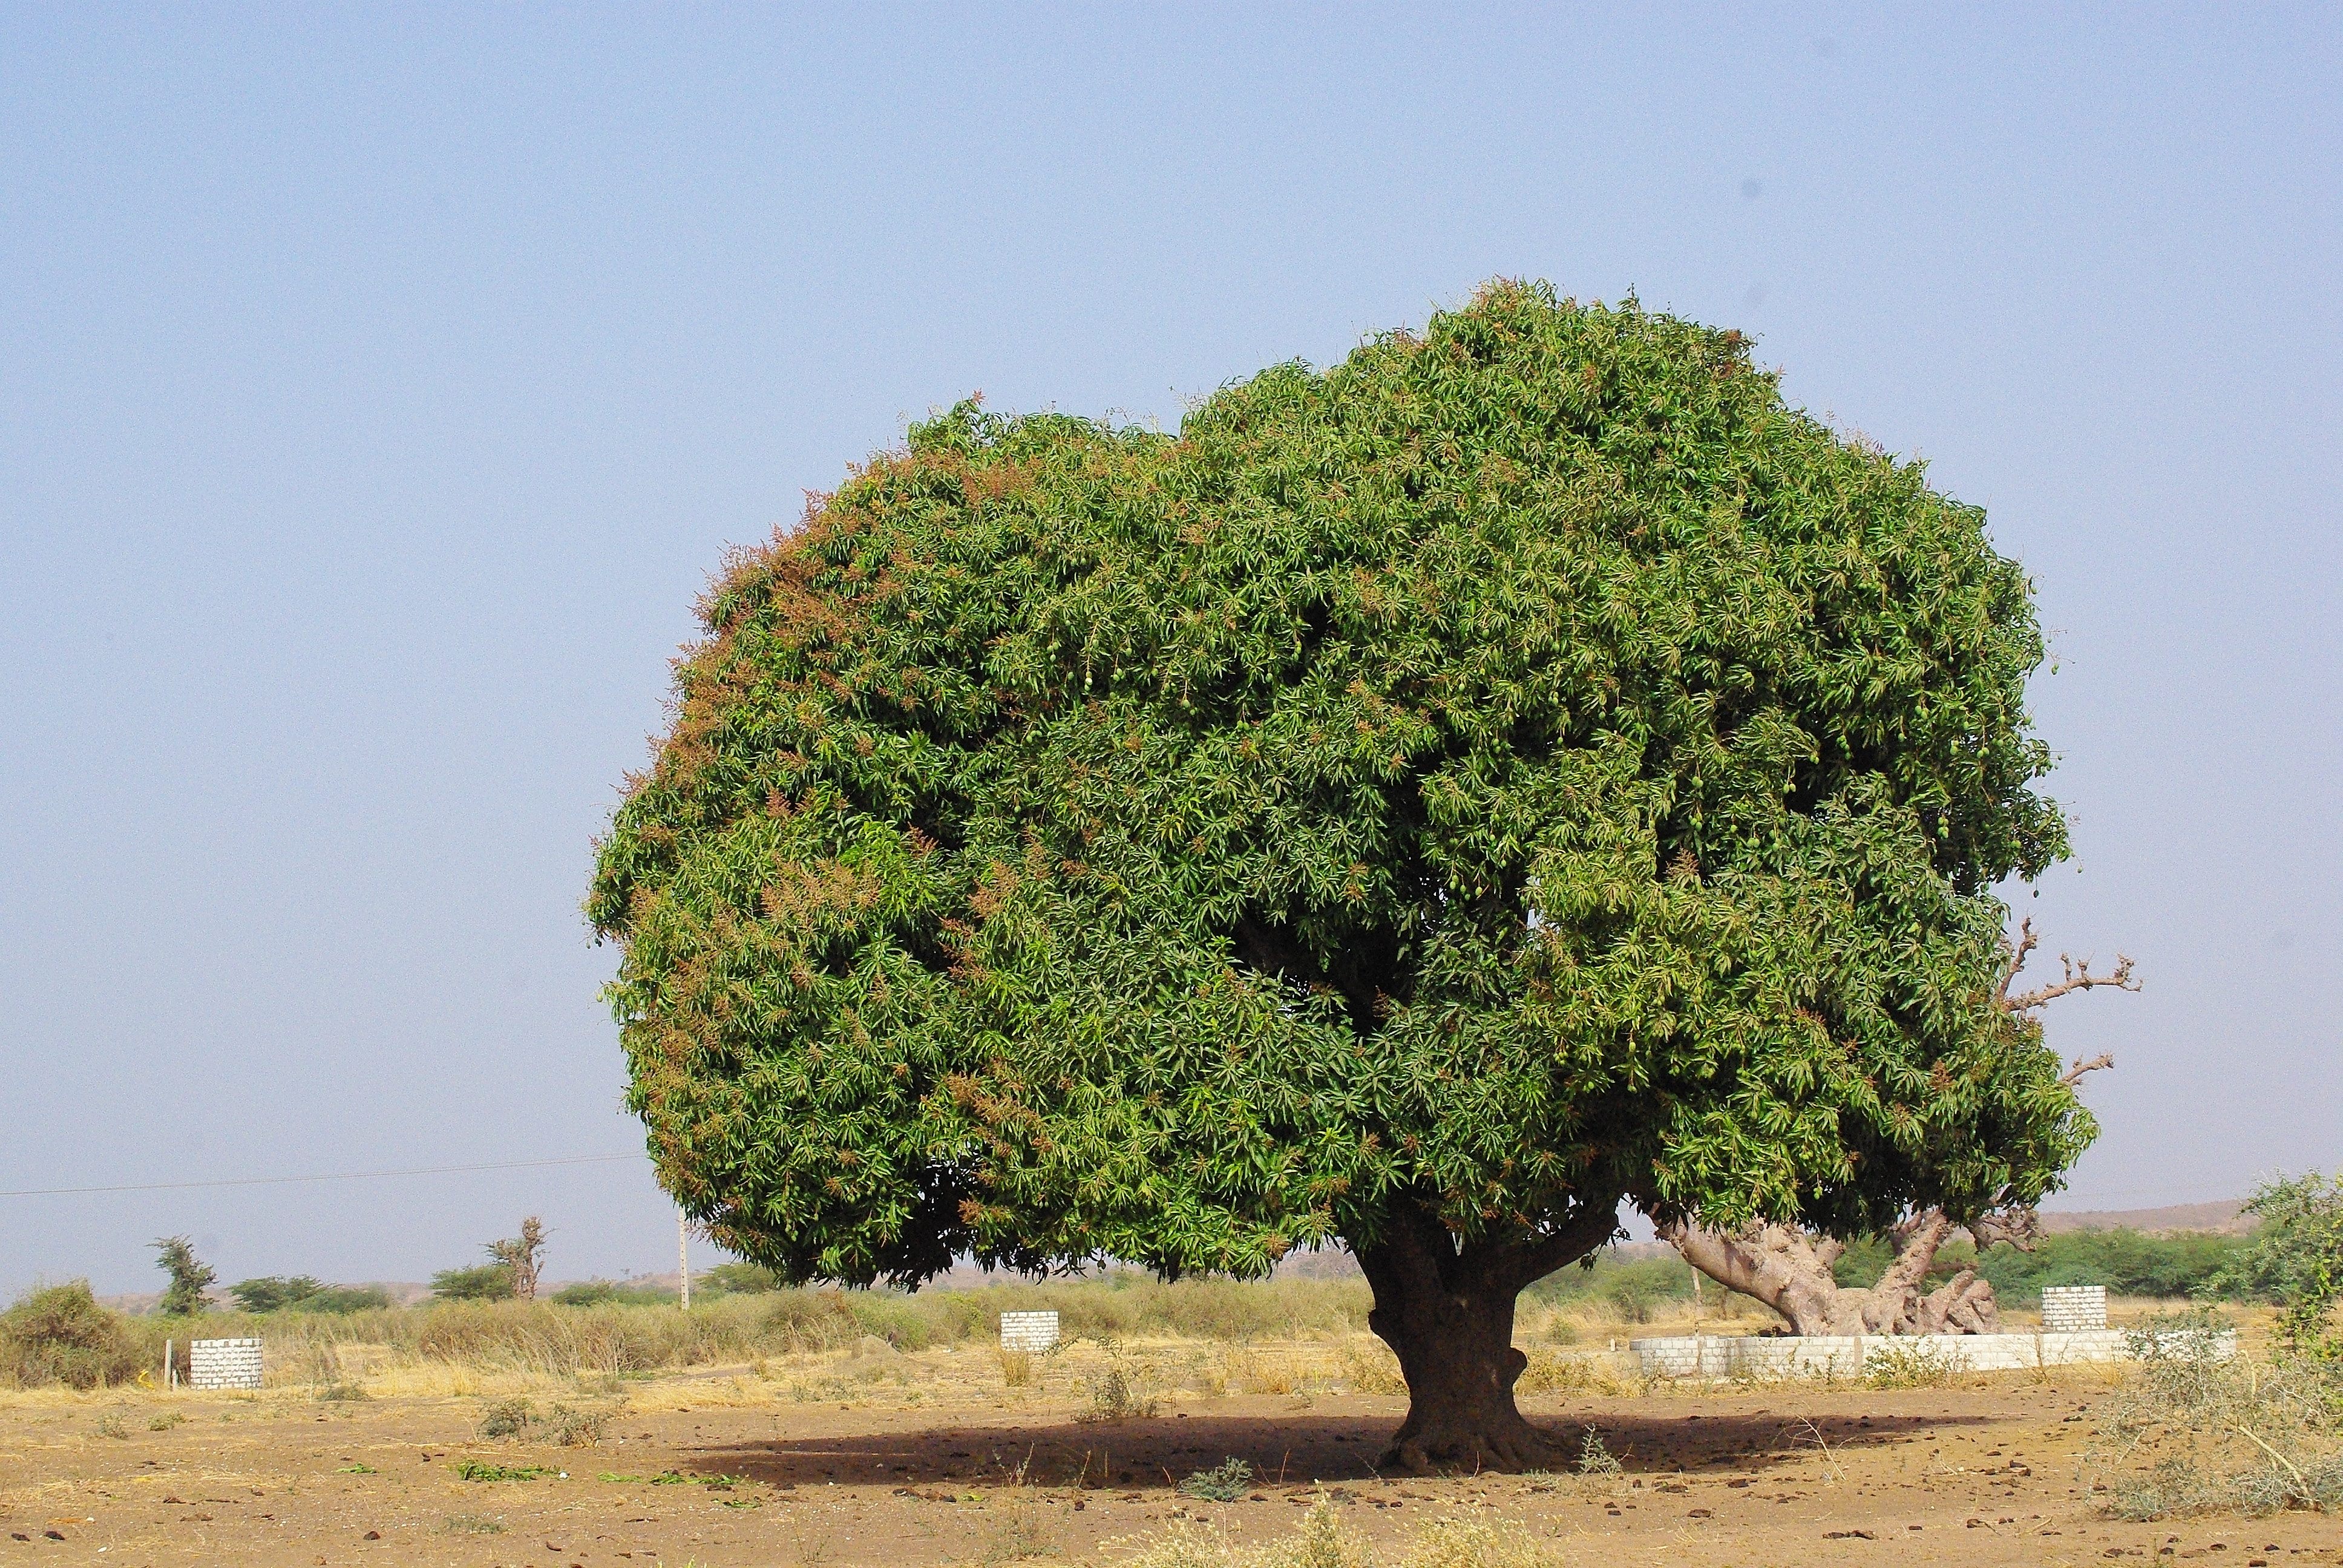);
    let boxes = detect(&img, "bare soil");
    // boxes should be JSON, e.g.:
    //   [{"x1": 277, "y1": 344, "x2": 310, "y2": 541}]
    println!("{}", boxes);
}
[{"x1": 4, "y1": 1357, "x2": 2338, "y2": 1567}]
